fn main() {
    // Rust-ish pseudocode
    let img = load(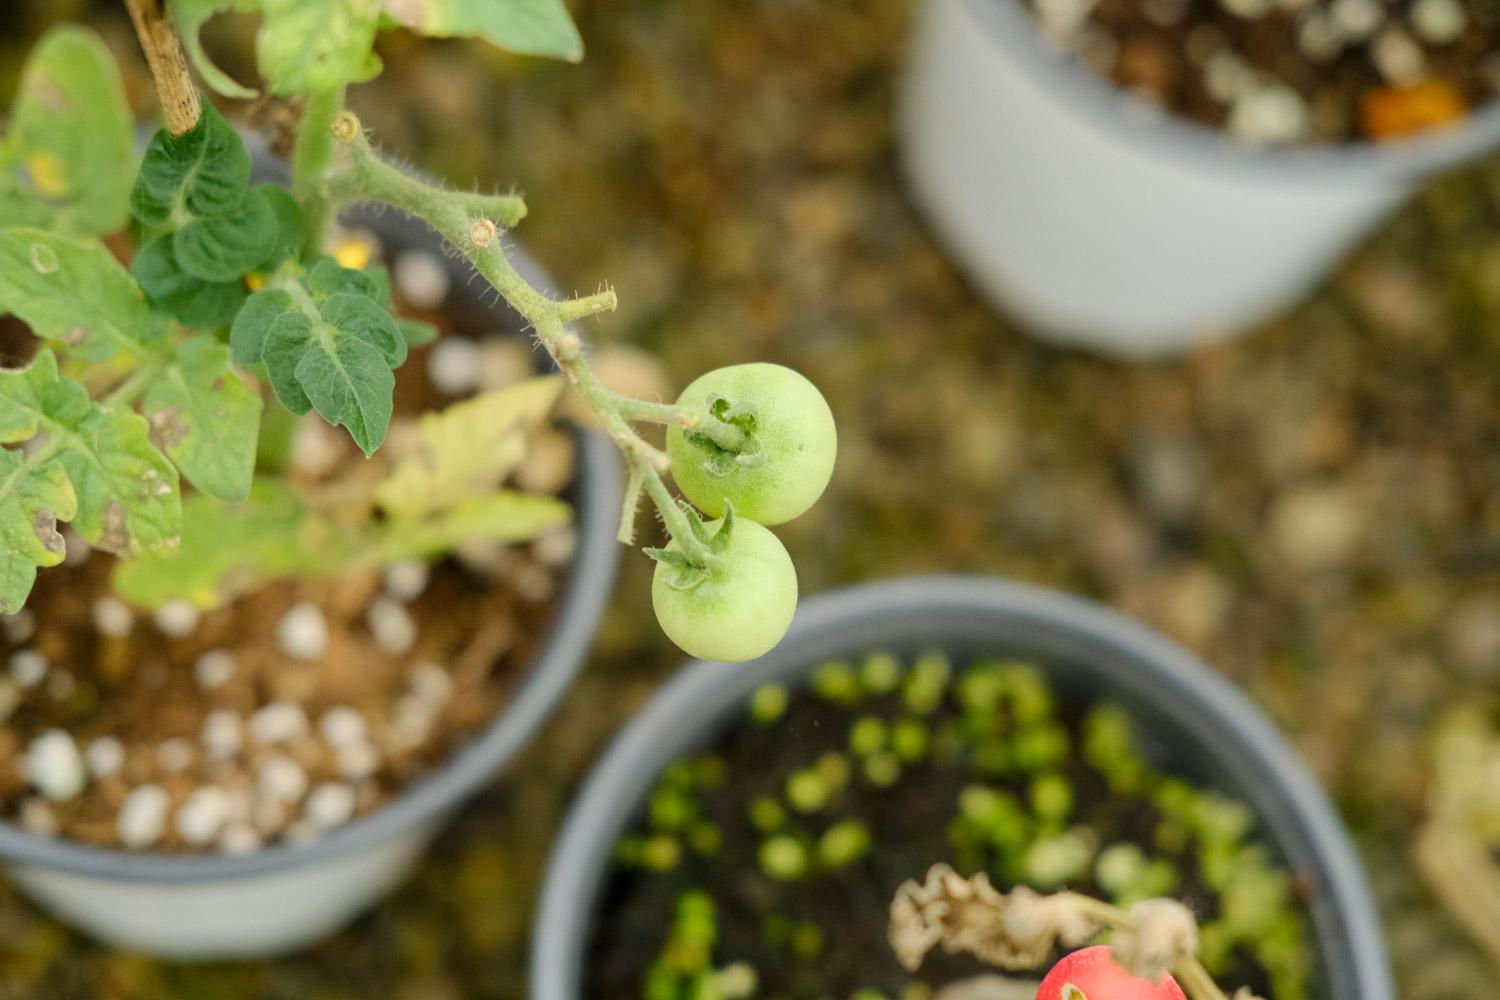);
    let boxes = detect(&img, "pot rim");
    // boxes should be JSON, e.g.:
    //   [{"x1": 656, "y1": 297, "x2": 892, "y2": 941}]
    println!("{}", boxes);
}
[
  {"x1": 530, "y1": 574, "x2": 1393, "y2": 1000},
  {"x1": 949, "y1": 0, "x2": 1500, "y2": 186},
  {"x1": 0, "y1": 212, "x2": 624, "y2": 883}
]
